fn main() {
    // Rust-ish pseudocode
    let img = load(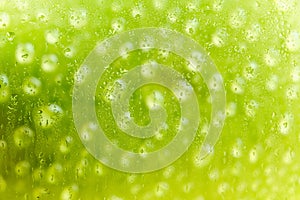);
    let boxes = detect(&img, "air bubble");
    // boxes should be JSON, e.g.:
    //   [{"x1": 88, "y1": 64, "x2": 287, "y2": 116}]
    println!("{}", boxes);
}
[
  {"x1": 229, "y1": 8, "x2": 246, "y2": 29},
  {"x1": 41, "y1": 54, "x2": 58, "y2": 72},
  {"x1": 13, "y1": 126, "x2": 34, "y2": 148},
  {"x1": 36, "y1": 11, "x2": 49, "y2": 22},
  {"x1": 286, "y1": 31, "x2": 300, "y2": 52},
  {"x1": 22, "y1": 77, "x2": 41, "y2": 96},
  {"x1": 231, "y1": 139, "x2": 243, "y2": 158},
  {"x1": 0, "y1": 12, "x2": 10, "y2": 29},
  {"x1": 69, "y1": 9, "x2": 87, "y2": 29},
  {"x1": 15, "y1": 161, "x2": 31, "y2": 176},
  {"x1": 45, "y1": 29, "x2": 60, "y2": 44},
  {"x1": 0, "y1": 74, "x2": 10, "y2": 103},
  {"x1": 59, "y1": 136, "x2": 73, "y2": 154},
  {"x1": 187, "y1": 51, "x2": 205, "y2": 72},
  {"x1": 35, "y1": 104, "x2": 63, "y2": 128},
  {"x1": 16, "y1": 43, "x2": 35, "y2": 64}
]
